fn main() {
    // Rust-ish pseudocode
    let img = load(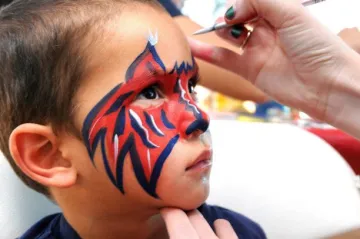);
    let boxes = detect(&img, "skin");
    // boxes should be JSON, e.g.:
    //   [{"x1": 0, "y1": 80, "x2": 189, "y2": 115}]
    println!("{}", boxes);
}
[
  {"x1": 173, "y1": 15, "x2": 268, "y2": 103},
  {"x1": 160, "y1": 208, "x2": 238, "y2": 239},
  {"x1": 174, "y1": 15, "x2": 358, "y2": 103},
  {"x1": 338, "y1": 27, "x2": 360, "y2": 54},
  {"x1": 8, "y1": 4, "x2": 236, "y2": 239}
]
